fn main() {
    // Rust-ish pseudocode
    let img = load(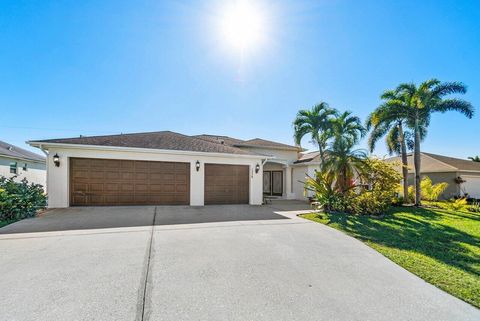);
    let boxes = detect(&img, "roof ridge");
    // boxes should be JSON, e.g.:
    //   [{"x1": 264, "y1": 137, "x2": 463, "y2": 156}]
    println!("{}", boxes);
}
[{"x1": 34, "y1": 130, "x2": 175, "y2": 142}]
